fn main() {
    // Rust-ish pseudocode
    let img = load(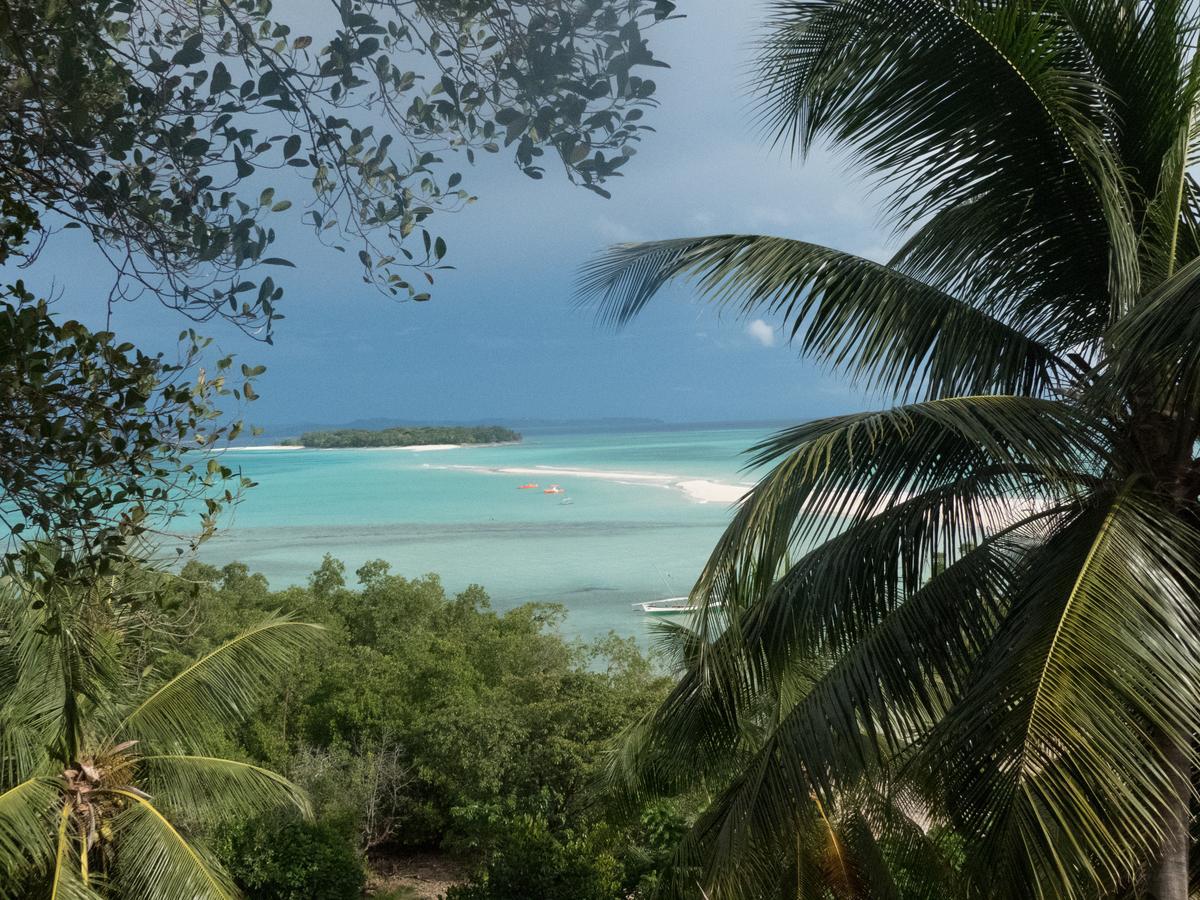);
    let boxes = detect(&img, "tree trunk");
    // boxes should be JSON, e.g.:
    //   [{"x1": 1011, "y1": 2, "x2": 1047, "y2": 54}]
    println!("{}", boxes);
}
[{"x1": 1149, "y1": 734, "x2": 1191, "y2": 900}]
